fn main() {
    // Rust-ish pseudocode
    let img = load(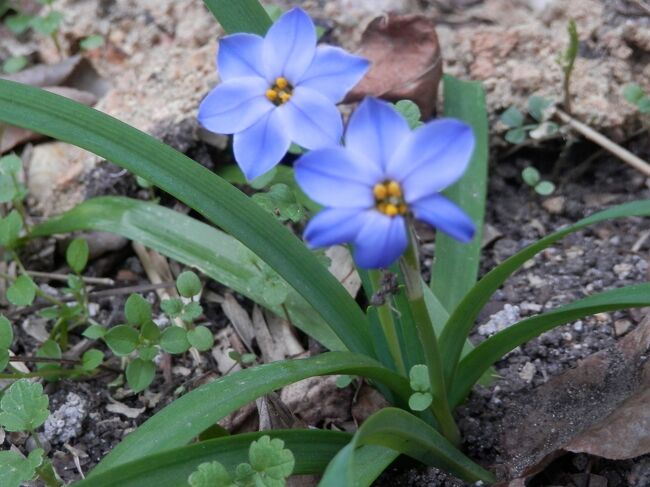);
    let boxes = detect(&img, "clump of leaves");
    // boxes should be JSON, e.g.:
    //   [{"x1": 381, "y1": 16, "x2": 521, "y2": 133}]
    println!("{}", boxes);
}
[
  {"x1": 623, "y1": 83, "x2": 650, "y2": 114},
  {"x1": 500, "y1": 96, "x2": 559, "y2": 144},
  {"x1": 188, "y1": 435, "x2": 295, "y2": 487},
  {"x1": 521, "y1": 166, "x2": 555, "y2": 196},
  {"x1": 3, "y1": 0, "x2": 64, "y2": 52},
  {"x1": 408, "y1": 364, "x2": 433, "y2": 411}
]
